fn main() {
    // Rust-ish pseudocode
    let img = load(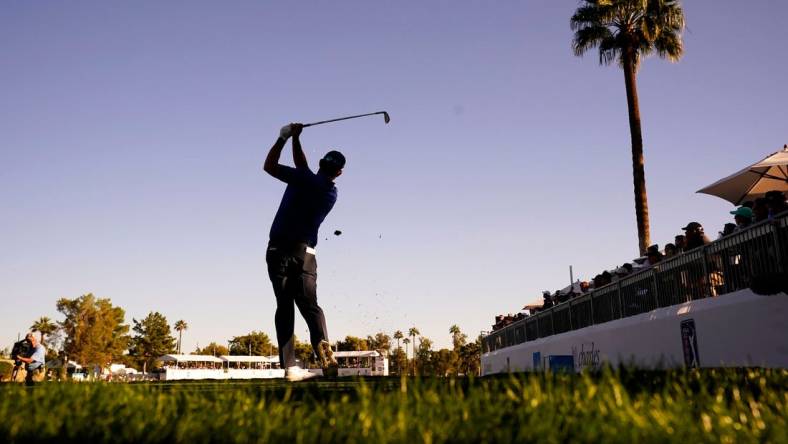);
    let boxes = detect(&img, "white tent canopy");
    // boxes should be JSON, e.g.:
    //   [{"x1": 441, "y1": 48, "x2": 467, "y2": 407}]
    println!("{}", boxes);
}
[
  {"x1": 220, "y1": 355, "x2": 279, "y2": 363},
  {"x1": 698, "y1": 145, "x2": 788, "y2": 205},
  {"x1": 156, "y1": 354, "x2": 223, "y2": 363},
  {"x1": 333, "y1": 351, "x2": 381, "y2": 358}
]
